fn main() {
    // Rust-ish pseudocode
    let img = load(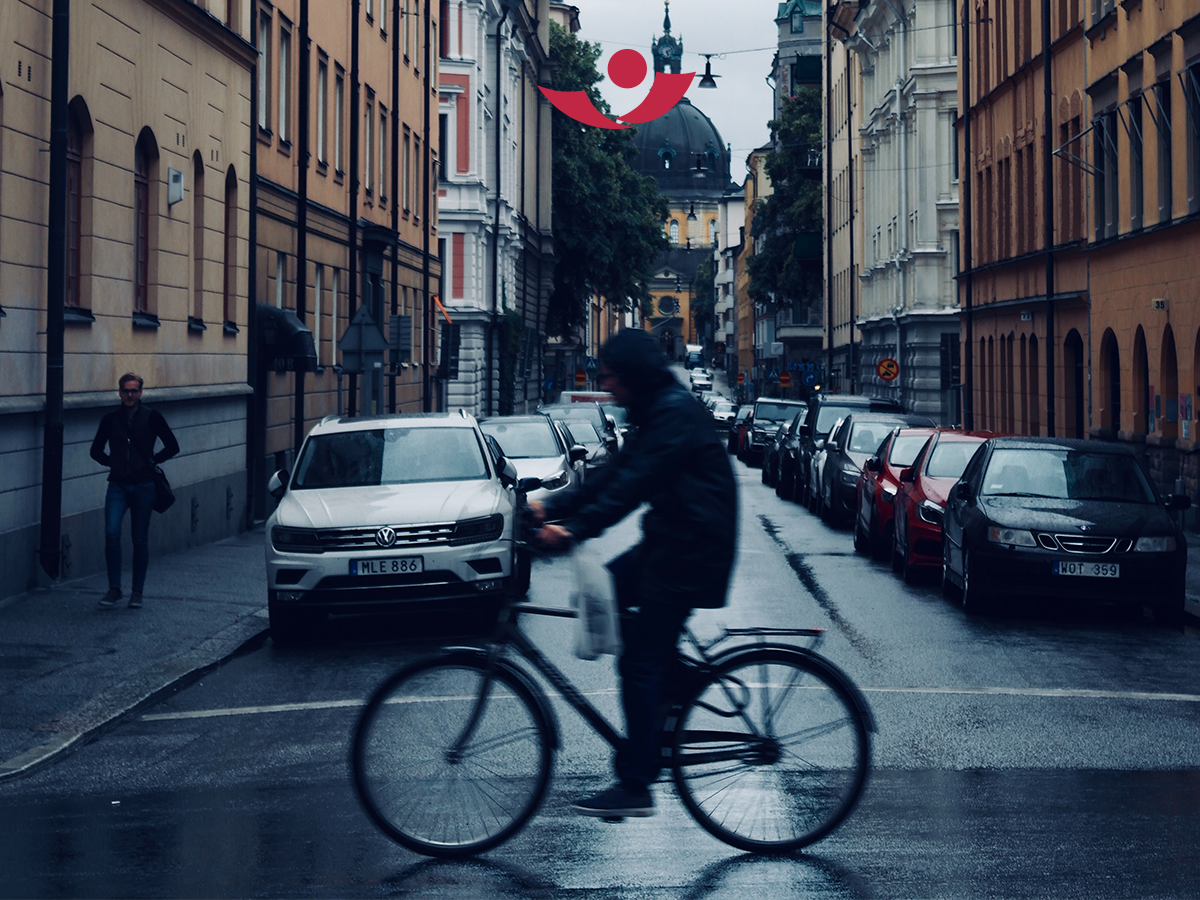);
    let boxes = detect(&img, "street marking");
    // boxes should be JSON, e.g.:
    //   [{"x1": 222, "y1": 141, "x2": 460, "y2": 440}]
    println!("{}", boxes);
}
[{"x1": 139, "y1": 684, "x2": 1200, "y2": 723}]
